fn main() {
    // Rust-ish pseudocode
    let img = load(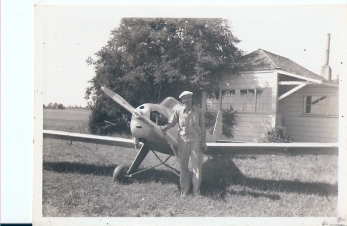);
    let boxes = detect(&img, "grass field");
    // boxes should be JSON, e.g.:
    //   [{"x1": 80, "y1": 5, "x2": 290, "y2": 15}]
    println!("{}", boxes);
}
[{"x1": 42, "y1": 109, "x2": 338, "y2": 217}]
